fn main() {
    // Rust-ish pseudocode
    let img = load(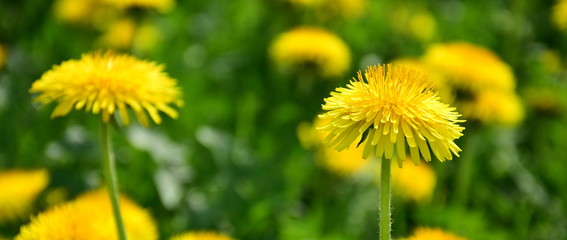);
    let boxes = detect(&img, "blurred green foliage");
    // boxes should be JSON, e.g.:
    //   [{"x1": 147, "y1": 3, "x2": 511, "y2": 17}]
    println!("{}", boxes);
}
[{"x1": 1, "y1": 0, "x2": 567, "y2": 239}]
